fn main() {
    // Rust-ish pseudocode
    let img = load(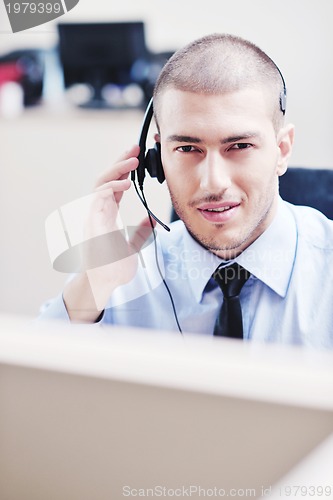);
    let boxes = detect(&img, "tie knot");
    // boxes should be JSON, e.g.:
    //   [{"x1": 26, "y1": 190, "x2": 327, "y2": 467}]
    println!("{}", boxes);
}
[{"x1": 213, "y1": 263, "x2": 250, "y2": 298}]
